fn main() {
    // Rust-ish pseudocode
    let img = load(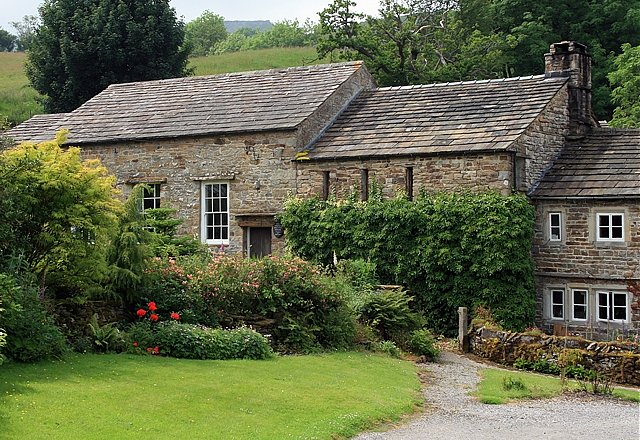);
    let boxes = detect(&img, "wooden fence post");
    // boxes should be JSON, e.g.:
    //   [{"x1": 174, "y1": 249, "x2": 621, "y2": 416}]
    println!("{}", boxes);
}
[{"x1": 458, "y1": 307, "x2": 469, "y2": 352}]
